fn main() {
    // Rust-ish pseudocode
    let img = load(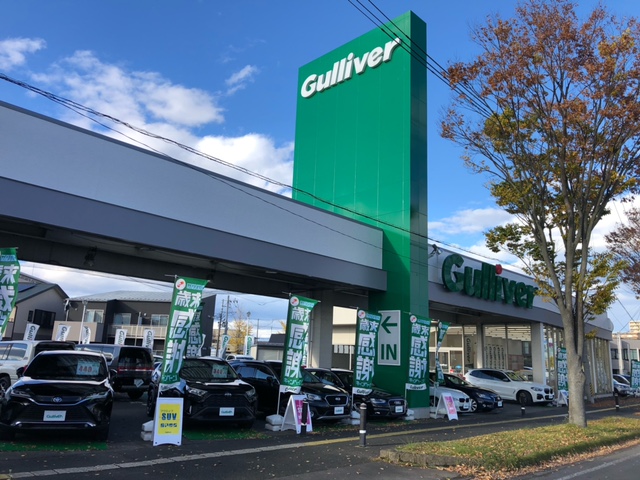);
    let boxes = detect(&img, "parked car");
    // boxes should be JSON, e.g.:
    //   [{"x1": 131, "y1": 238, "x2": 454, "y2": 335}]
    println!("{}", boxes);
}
[
  {"x1": 225, "y1": 354, "x2": 254, "y2": 361},
  {"x1": 613, "y1": 378, "x2": 631, "y2": 396},
  {"x1": 306, "y1": 367, "x2": 407, "y2": 419},
  {"x1": 0, "y1": 340, "x2": 76, "y2": 391},
  {"x1": 464, "y1": 368, "x2": 554, "y2": 405},
  {"x1": 76, "y1": 344, "x2": 153, "y2": 399},
  {"x1": 429, "y1": 380, "x2": 472, "y2": 413},
  {"x1": 431, "y1": 372, "x2": 502, "y2": 413},
  {"x1": 230, "y1": 359, "x2": 351, "y2": 422},
  {"x1": 613, "y1": 374, "x2": 631, "y2": 386},
  {"x1": 147, "y1": 356, "x2": 257, "y2": 428},
  {"x1": 0, "y1": 350, "x2": 113, "y2": 440}
]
